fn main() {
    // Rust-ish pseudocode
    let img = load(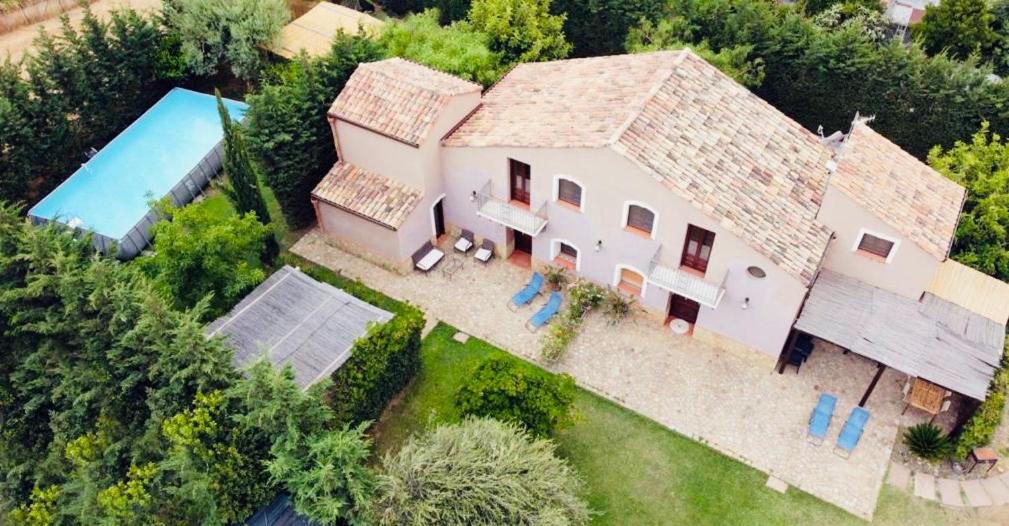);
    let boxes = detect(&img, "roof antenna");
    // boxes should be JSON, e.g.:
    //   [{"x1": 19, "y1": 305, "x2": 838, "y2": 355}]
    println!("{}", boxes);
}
[{"x1": 816, "y1": 125, "x2": 825, "y2": 139}]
